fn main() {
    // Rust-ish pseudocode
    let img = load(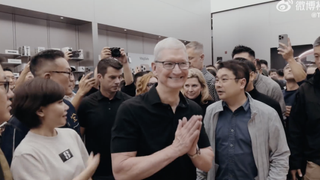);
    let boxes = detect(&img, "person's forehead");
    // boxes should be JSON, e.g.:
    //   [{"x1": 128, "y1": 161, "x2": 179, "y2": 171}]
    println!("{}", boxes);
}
[
  {"x1": 158, "y1": 49, "x2": 188, "y2": 61},
  {"x1": 54, "y1": 57, "x2": 71, "y2": 70},
  {"x1": 3, "y1": 71, "x2": 13, "y2": 76},
  {"x1": 314, "y1": 46, "x2": 320, "y2": 53},
  {"x1": 217, "y1": 68, "x2": 234, "y2": 77},
  {"x1": 234, "y1": 52, "x2": 255, "y2": 62},
  {"x1": 186, "y1": 77, "x2": 200, "y2": 83},
  {"x1": 284, "y1": 64, "x2": 290, "y2": 69},
  {"x1": 186, "y1": 48, "x2": 197, "y2": 54},
  {"x1": 149, "y1": 77, "x2": 158, "y2": 82}
]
